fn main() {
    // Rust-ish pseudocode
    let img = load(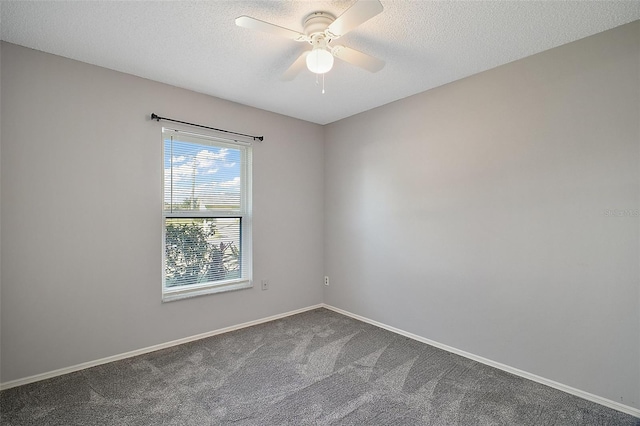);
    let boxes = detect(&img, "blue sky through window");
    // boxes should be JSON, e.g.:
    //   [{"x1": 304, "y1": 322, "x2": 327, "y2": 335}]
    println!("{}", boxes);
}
[{"x1": 164, "y1": 137, "x2": 242, "y2": 211}]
